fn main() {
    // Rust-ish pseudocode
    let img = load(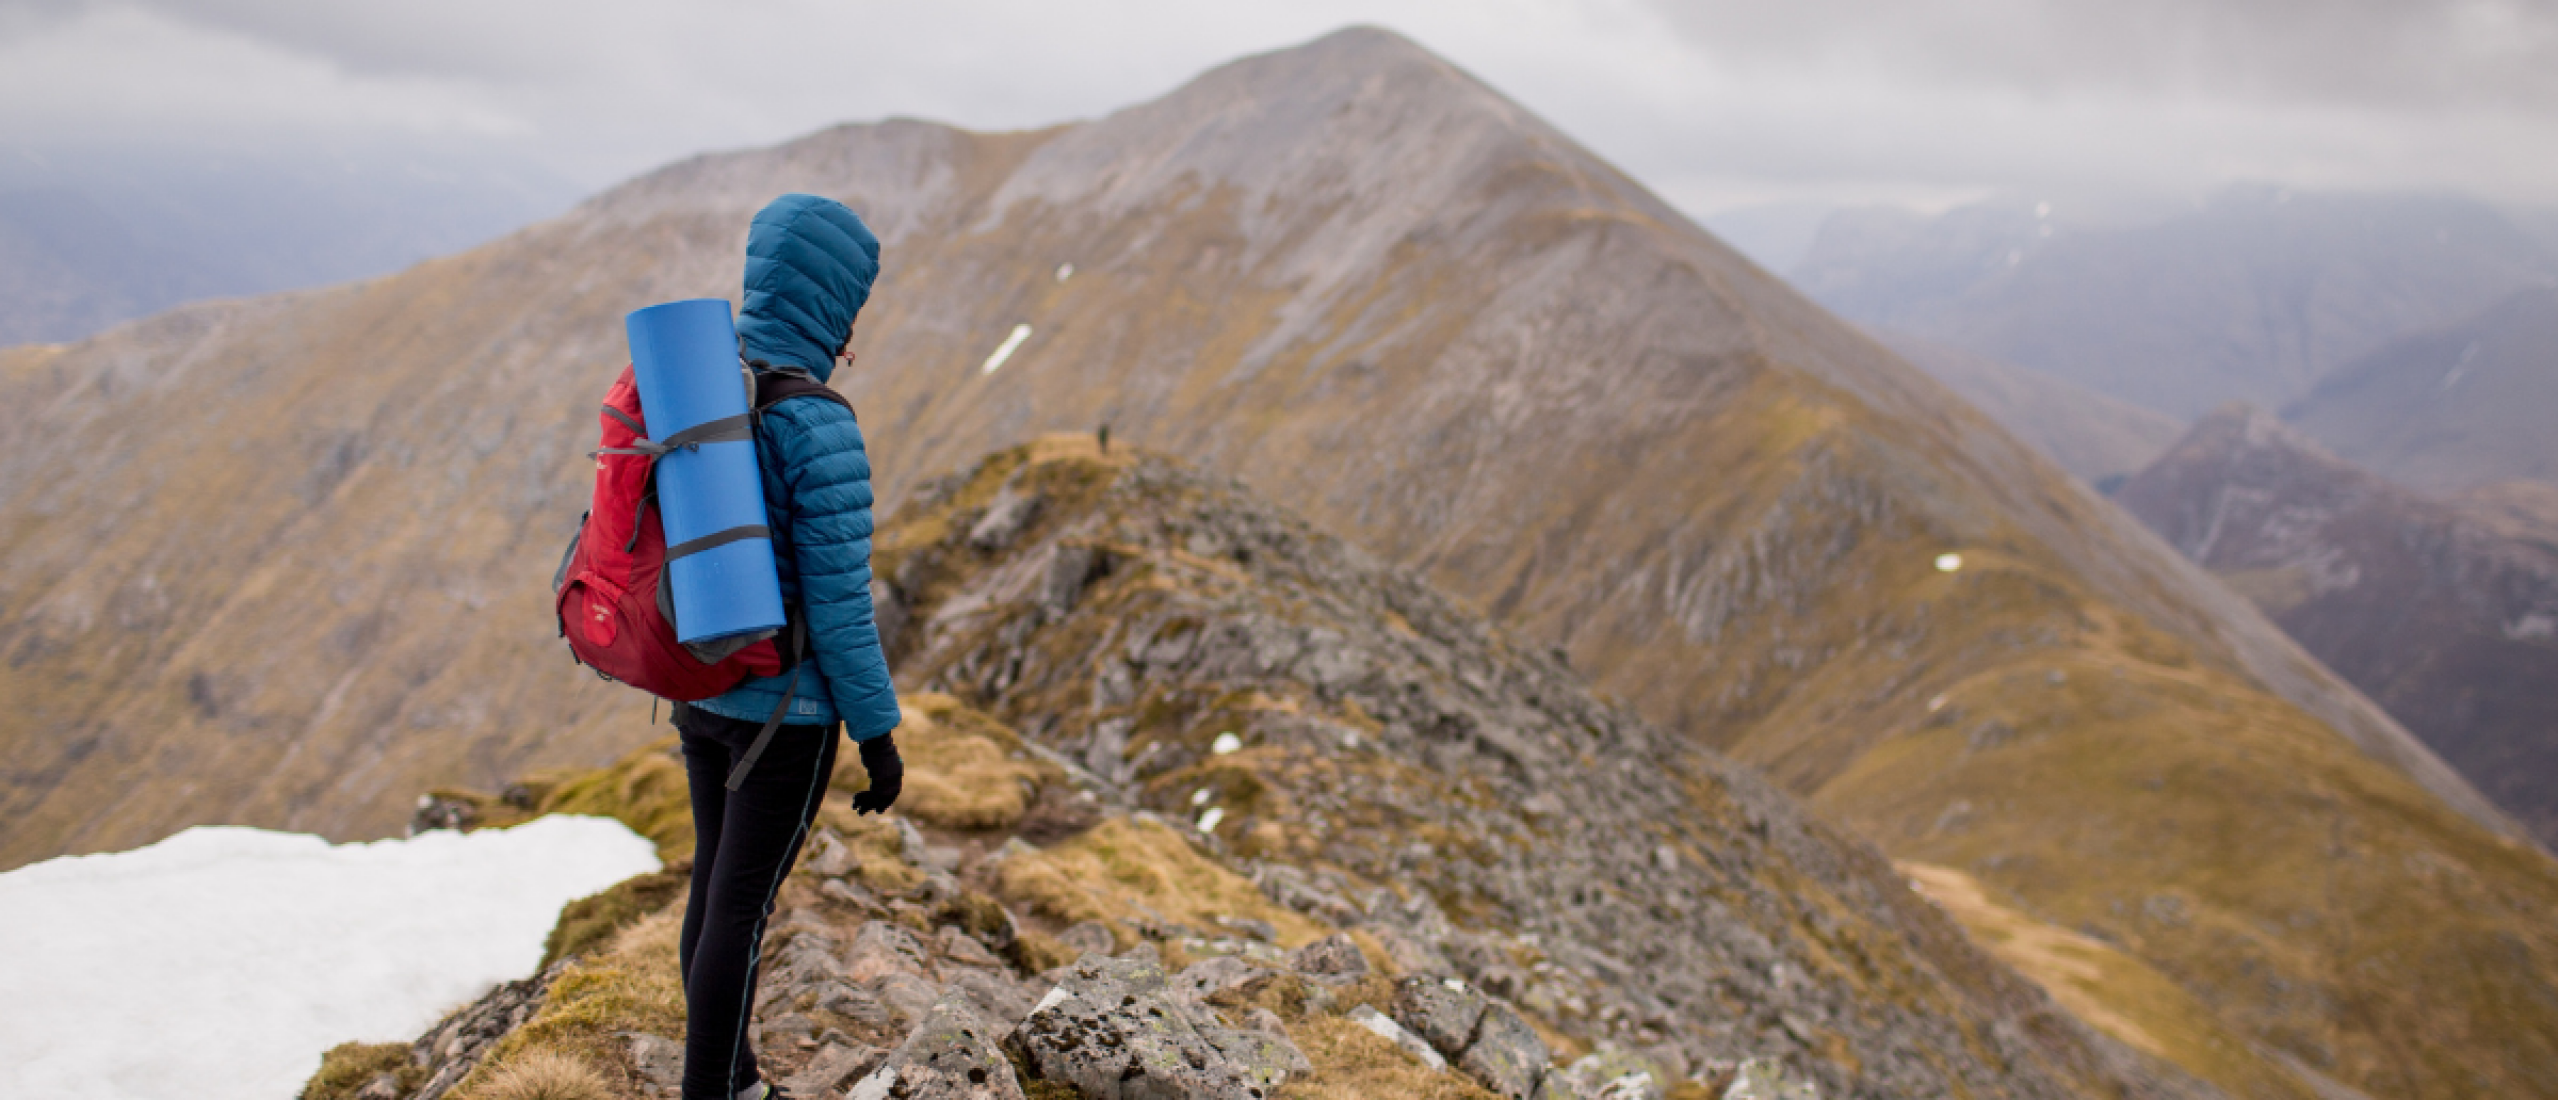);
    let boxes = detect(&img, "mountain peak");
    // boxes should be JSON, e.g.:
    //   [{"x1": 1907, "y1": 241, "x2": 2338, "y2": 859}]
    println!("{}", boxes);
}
[{"x1": 984, "y1": 24, "x2": 1575, "y2": 225}]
